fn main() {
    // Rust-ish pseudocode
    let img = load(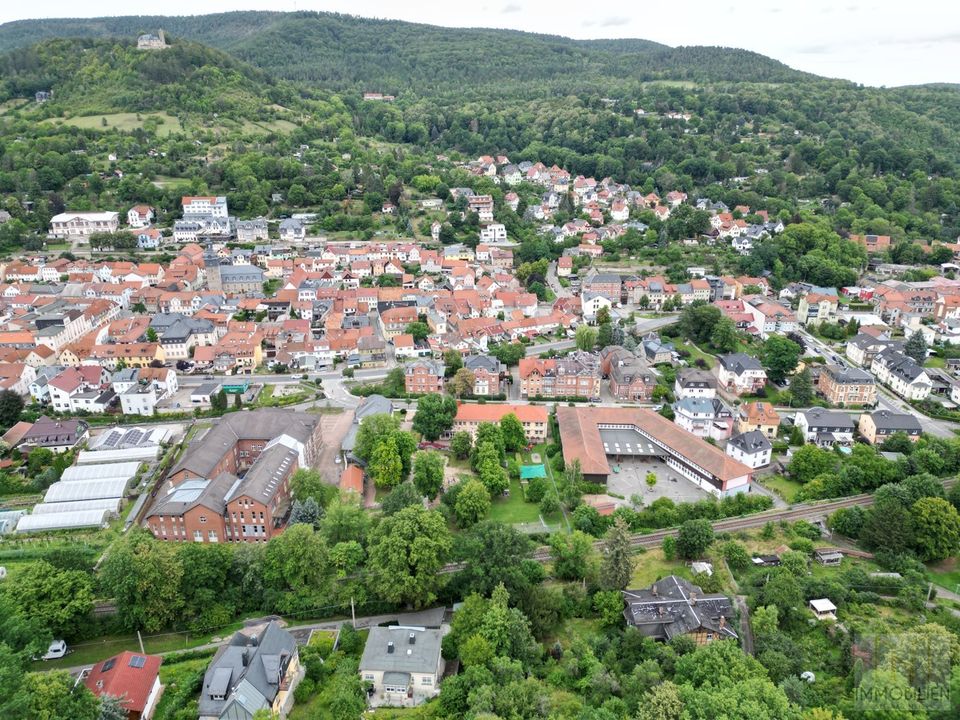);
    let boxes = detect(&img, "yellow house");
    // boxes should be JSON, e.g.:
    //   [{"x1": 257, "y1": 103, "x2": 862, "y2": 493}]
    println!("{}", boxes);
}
[
  {"x1": 736, "y1": 401, "x2": 781, "y2": 439},
  {"x1": 89, "y1": 342, "x2": 165, "y2": 370}
]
